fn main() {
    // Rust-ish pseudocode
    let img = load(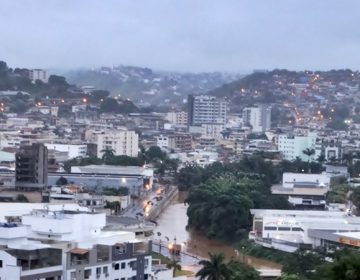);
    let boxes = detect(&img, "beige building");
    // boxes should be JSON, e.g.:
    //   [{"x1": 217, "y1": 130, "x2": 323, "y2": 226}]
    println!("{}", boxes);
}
[
  {"x1": 96, "y1": 130, "x2": 139, "y2": 158},
  {"x1": 165, "y1": 111, "x2": 188, "y2": 125}
]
